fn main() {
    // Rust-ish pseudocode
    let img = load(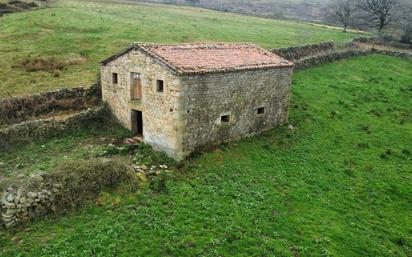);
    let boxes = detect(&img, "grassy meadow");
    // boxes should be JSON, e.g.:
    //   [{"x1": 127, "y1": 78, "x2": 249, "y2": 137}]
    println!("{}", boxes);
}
[
  {"x1": 0, "y1": 0, "x2": 364, "y2": 97},
  {"x1": 1, "y1": 55, "x2": 411, "y2": 256}
]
